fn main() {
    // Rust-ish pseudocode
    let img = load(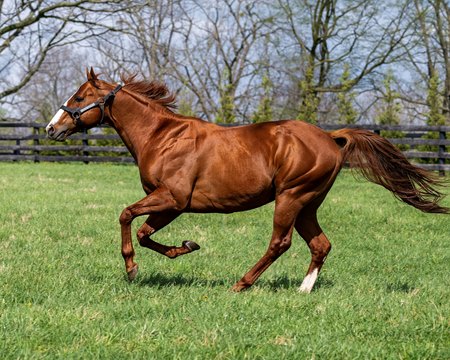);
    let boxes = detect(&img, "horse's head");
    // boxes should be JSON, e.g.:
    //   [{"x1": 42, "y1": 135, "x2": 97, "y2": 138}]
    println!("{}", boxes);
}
[{"x1": 46, "y1": 68, "x2": 122, "y2": 141}]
